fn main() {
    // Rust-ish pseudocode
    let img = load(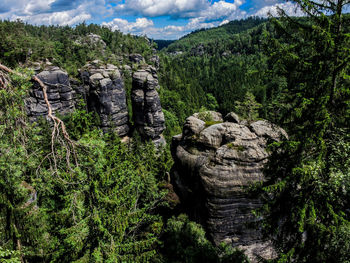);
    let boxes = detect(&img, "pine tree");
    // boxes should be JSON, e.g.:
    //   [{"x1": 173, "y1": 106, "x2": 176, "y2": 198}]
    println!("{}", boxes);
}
[{"x1": 260, "y1": 1, "x2": 350, "y2": 262}]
